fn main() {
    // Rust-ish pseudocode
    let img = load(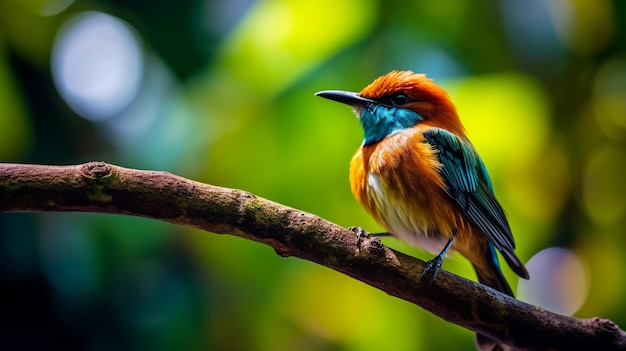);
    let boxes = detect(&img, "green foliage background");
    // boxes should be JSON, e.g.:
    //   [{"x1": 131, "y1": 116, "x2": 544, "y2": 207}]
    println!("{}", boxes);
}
[{"x1": 1, "y1": 0, "x2": 625, "y2": 350}]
